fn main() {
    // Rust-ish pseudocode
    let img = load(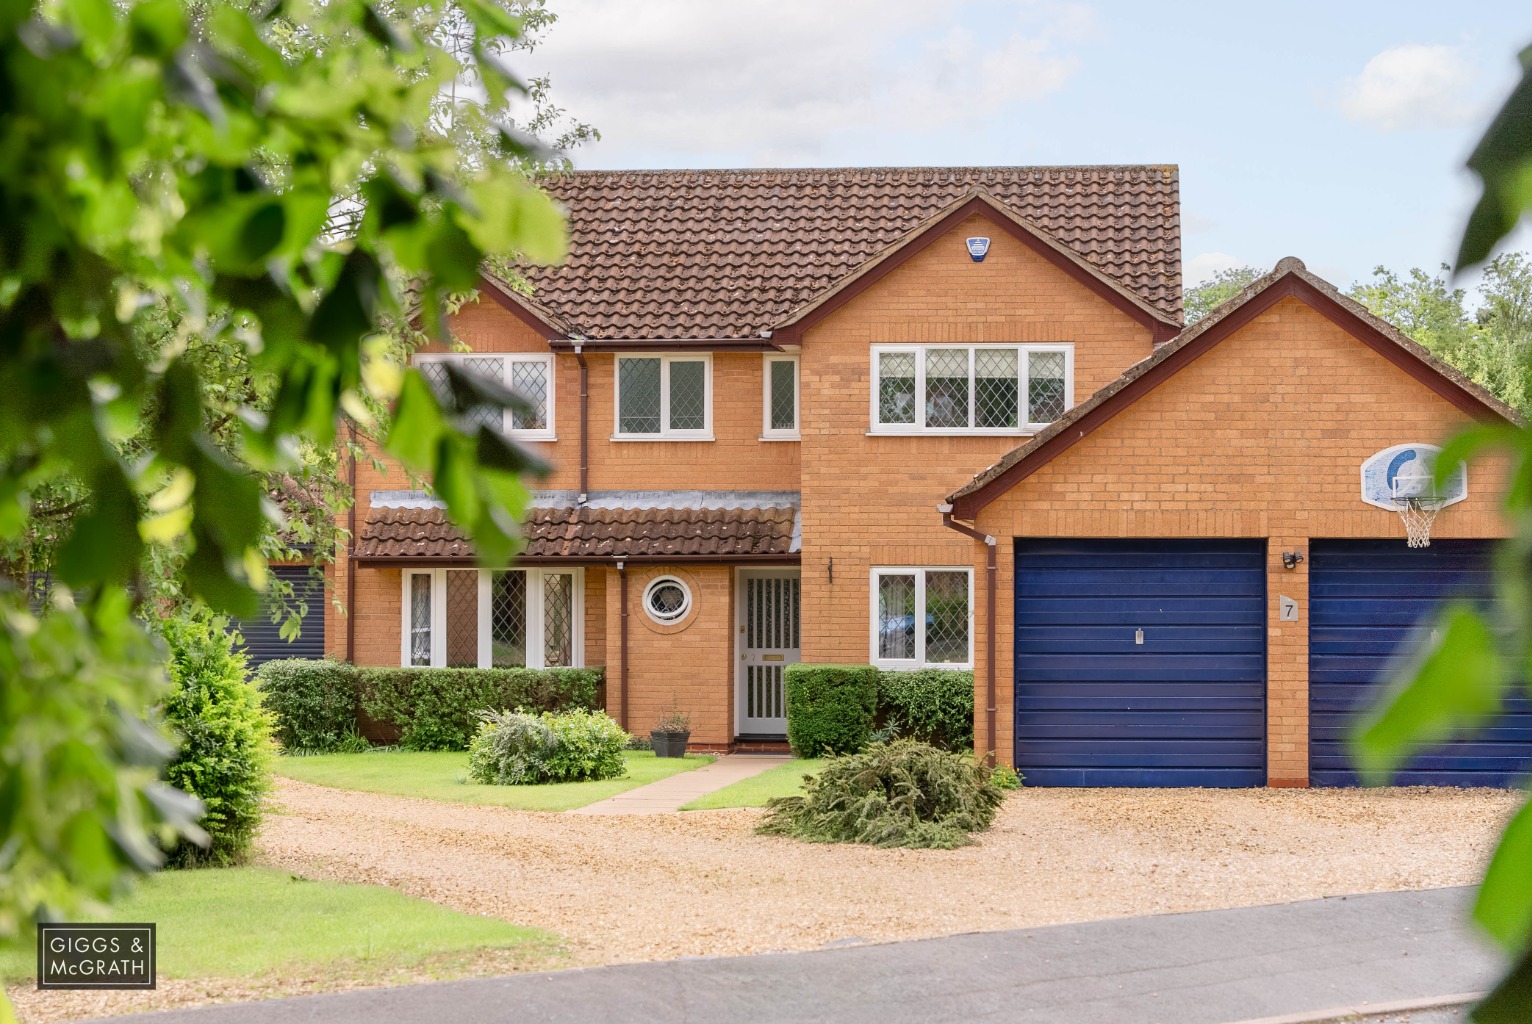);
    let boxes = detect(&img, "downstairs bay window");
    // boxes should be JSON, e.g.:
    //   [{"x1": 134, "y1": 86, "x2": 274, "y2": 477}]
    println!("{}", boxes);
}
[
  {"x1": 870, "y1": 567, "x2": 973, "y2": 669},
  {"x1": 401, "y1": 568, "x2": 583, "y2": 669}
]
